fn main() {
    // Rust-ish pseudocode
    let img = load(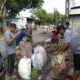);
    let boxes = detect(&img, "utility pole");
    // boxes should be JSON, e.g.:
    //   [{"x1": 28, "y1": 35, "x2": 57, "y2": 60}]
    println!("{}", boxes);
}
[
  {"x1": 65, "y1": 0, "x2": 76, "y2": 21},
  {"x1": 65, "y1": 0, "x2": 70, "y2": 20}
]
